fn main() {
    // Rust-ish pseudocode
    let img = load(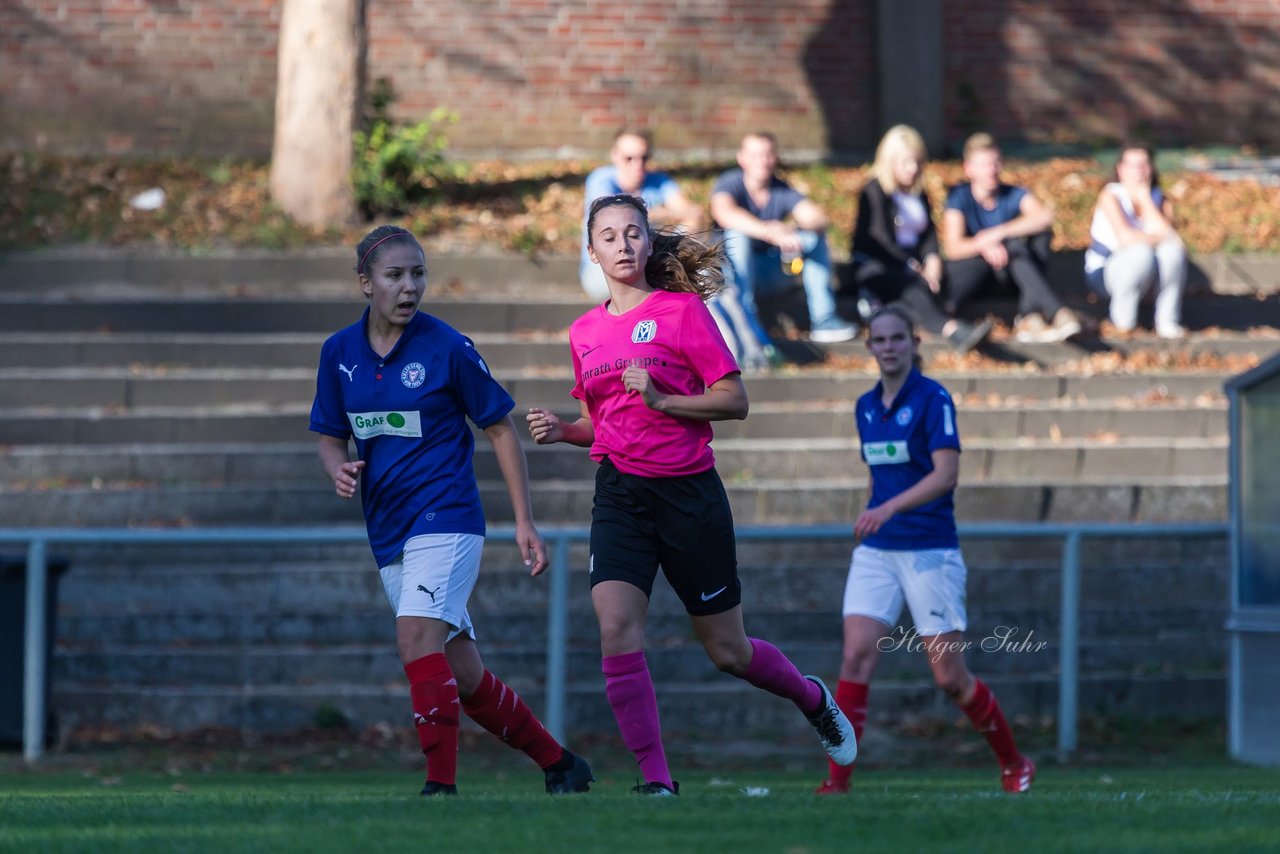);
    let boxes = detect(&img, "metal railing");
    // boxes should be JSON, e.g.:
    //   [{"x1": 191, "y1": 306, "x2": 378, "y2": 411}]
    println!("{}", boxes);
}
[{"x1": 2, "y1": 522, "x2": 1228, "y2": 763}]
